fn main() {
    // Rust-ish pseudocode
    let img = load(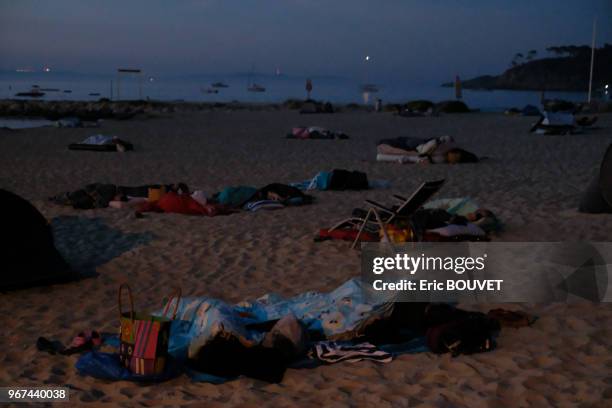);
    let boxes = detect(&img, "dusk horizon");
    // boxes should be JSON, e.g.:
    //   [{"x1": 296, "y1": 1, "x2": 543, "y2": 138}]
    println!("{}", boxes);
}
[{"x1": 2, "y1": 0, "x2": 611, "y2": 83}]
